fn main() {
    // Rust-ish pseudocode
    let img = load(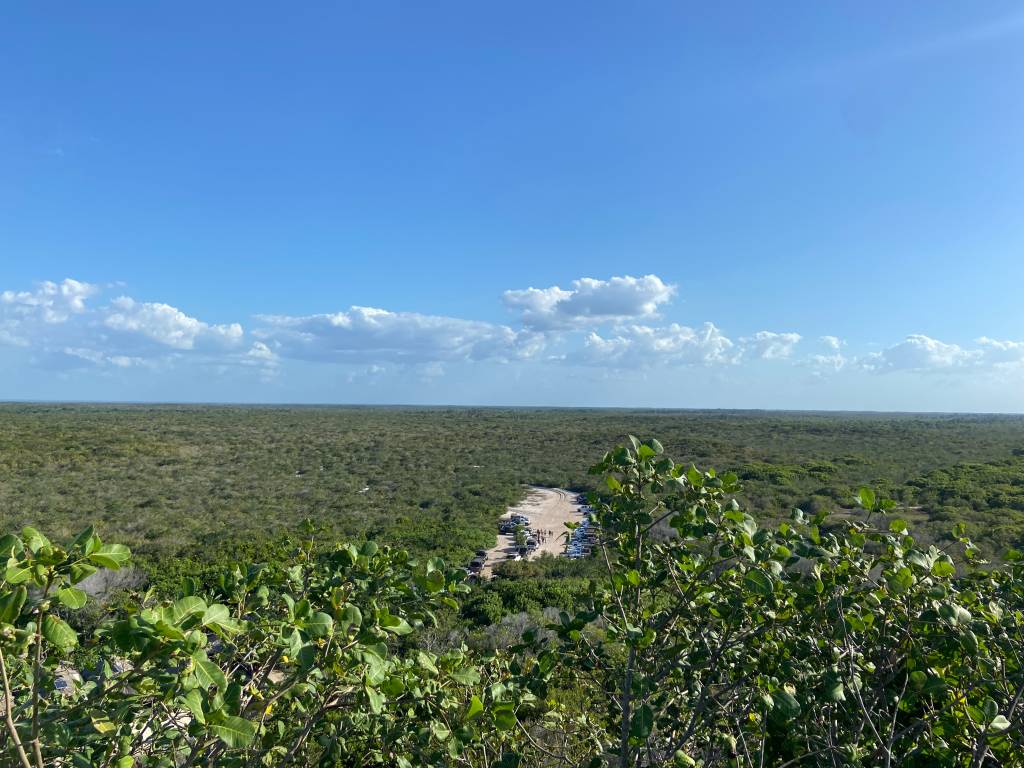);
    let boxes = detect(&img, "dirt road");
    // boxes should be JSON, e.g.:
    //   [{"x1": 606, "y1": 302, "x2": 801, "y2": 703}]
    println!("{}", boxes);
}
[{"x1": 481, "y1": 486, "x2": 585, "y2": 578}]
